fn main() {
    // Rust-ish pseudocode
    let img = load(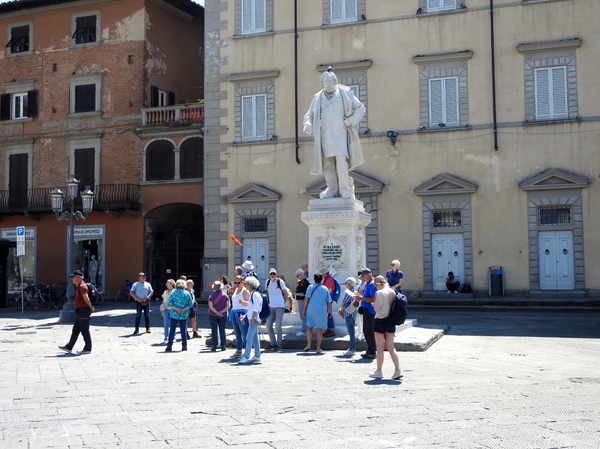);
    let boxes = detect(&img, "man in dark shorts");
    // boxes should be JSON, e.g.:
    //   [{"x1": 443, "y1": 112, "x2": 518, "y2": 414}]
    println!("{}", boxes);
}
[{"x1": 58, "y1": 270, "x2": 94, "y2": 354}]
